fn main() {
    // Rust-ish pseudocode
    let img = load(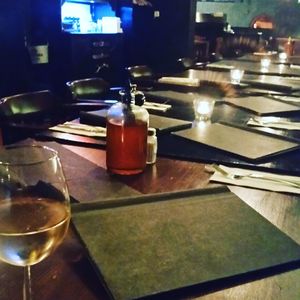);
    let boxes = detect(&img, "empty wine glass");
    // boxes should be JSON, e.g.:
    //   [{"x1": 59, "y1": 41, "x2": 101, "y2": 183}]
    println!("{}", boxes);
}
[{"x1": 0, "y1": 145, "x2": 71, "y2": 300}]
